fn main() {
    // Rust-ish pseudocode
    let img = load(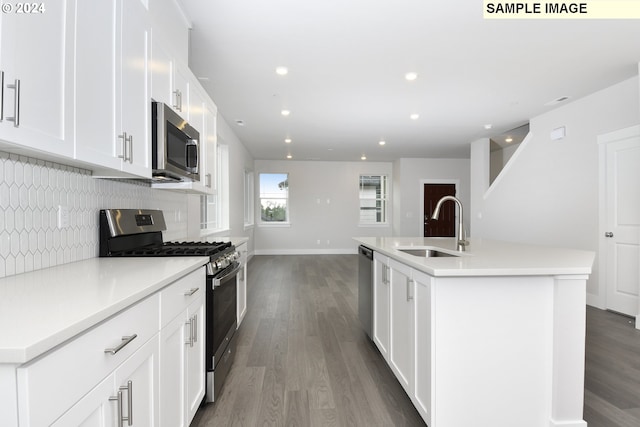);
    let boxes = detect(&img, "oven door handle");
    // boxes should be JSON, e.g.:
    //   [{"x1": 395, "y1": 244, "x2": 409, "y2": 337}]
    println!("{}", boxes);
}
[{"x1": 212, "y1": 262, "x2": 241, "y2": 289}]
